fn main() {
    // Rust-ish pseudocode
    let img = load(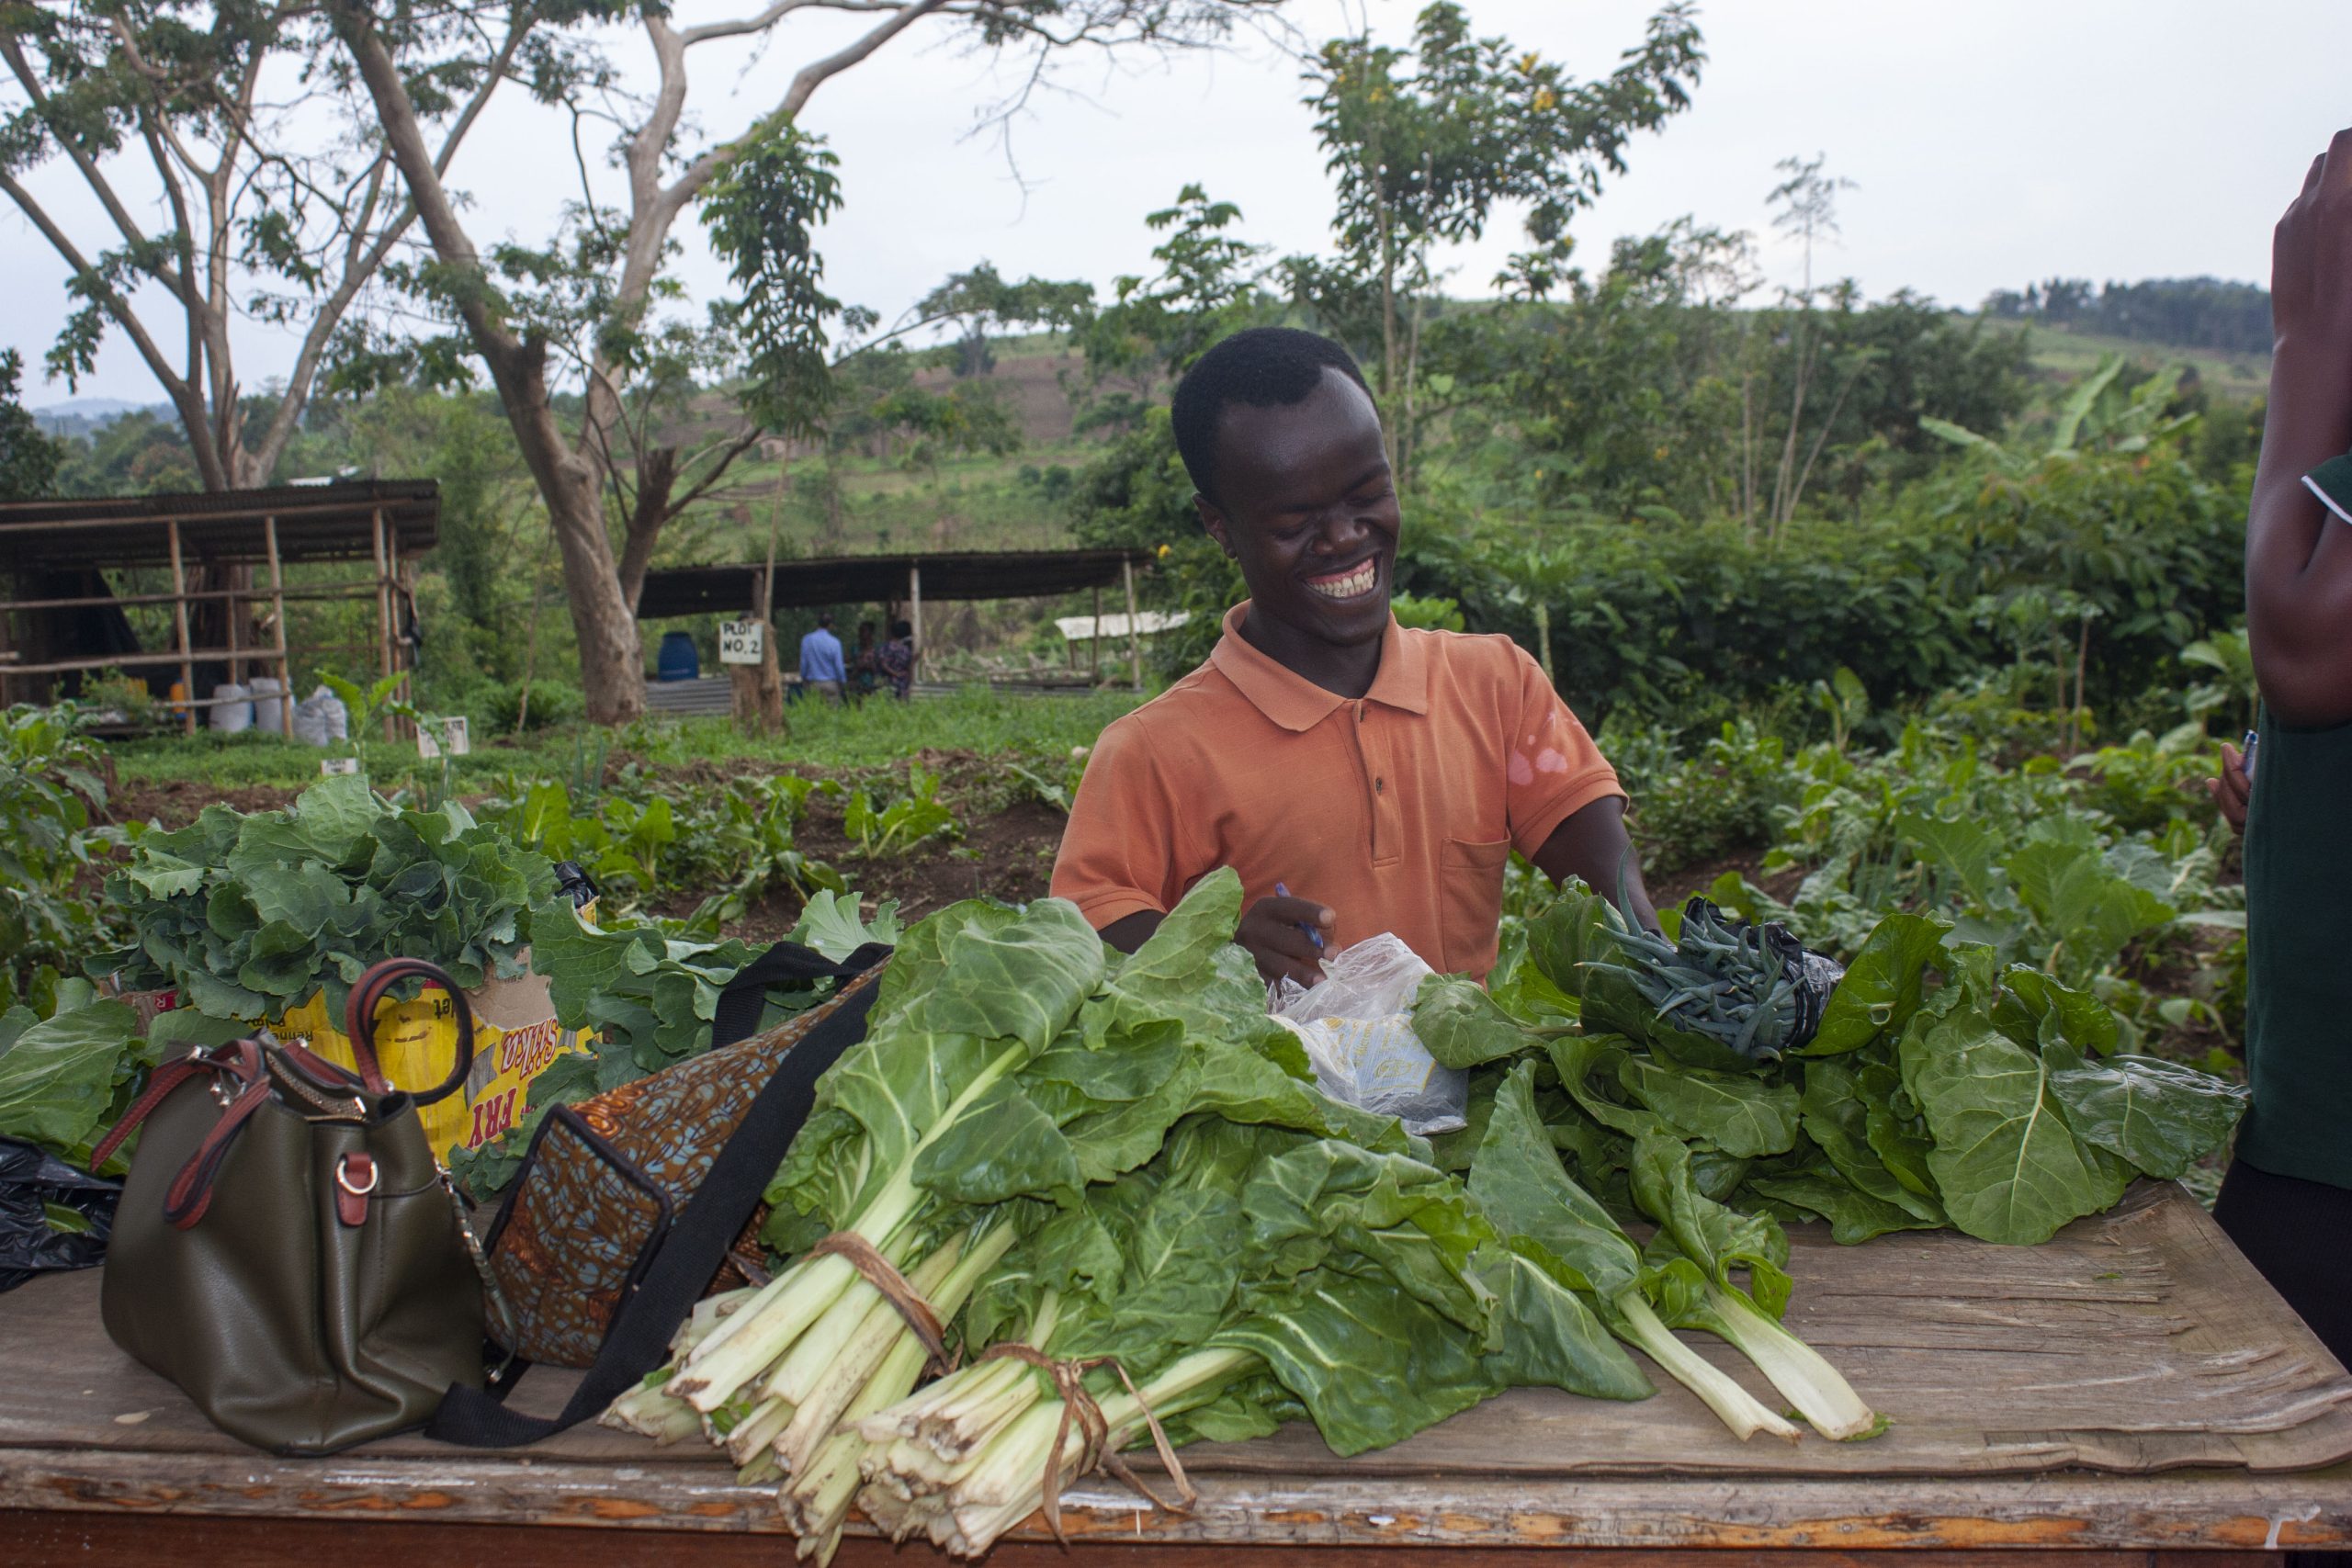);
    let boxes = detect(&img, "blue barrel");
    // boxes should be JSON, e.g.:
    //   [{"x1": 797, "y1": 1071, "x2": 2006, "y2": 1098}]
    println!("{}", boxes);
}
[{"x1": 656, "y1": 629, "x2": 701, "y2": 682}]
